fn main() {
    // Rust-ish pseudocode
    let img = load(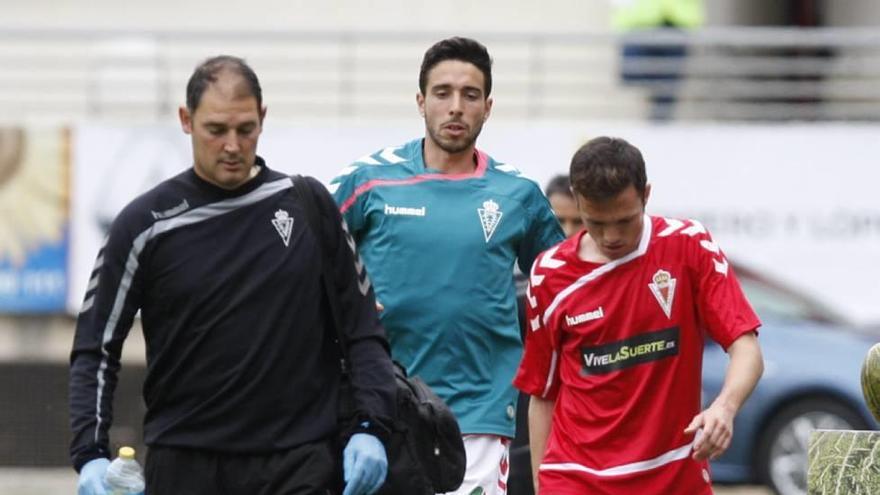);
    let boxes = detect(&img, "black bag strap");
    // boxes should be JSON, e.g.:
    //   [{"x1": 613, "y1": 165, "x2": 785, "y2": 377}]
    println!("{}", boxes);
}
[{"x1": 290, "y1": 175, "x2": 350, "y2": 370}]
